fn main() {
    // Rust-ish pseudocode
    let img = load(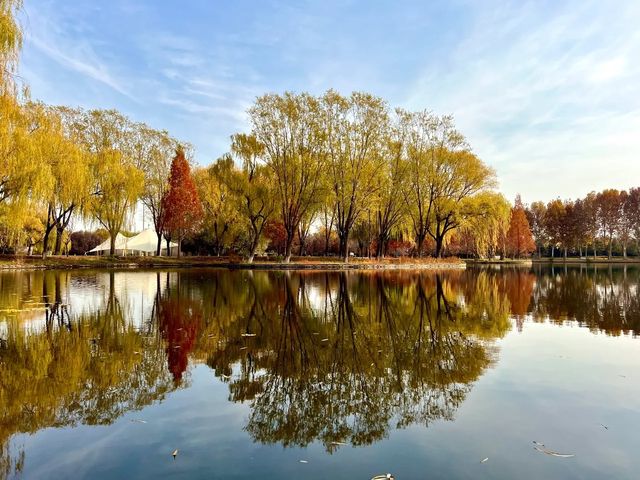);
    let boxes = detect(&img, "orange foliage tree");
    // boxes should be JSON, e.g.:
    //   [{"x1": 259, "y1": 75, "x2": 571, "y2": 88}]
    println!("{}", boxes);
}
[
  {"x1": 161, "y1": 148, "x2": 203, "y2": 257},
  {"x1": 506, "y1": 195, "x2": 536, "y2": 258}
]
